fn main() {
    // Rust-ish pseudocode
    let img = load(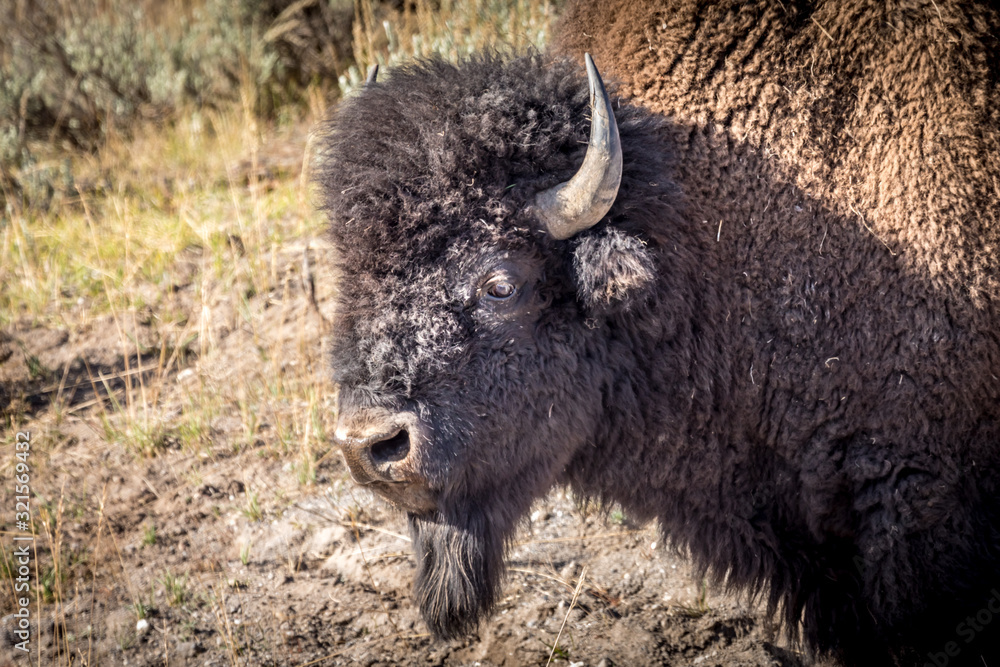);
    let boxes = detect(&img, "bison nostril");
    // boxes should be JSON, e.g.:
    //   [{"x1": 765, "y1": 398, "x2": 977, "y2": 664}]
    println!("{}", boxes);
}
[{"x1": 369, "y1": 430, "x2": 410, "y2": 465}]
